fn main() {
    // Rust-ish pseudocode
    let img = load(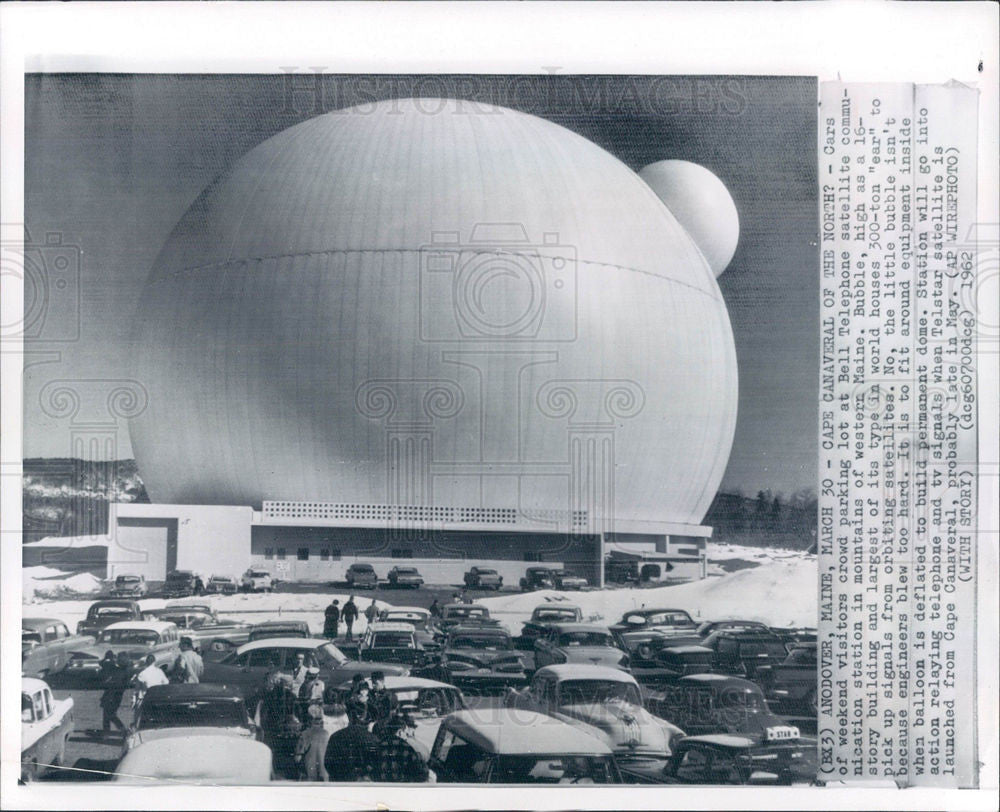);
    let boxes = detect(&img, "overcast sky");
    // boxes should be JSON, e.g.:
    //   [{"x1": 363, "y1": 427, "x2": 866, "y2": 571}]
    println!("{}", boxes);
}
[{"x1": 23, "y1": 74, "x2": 817, "y2": 498}]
